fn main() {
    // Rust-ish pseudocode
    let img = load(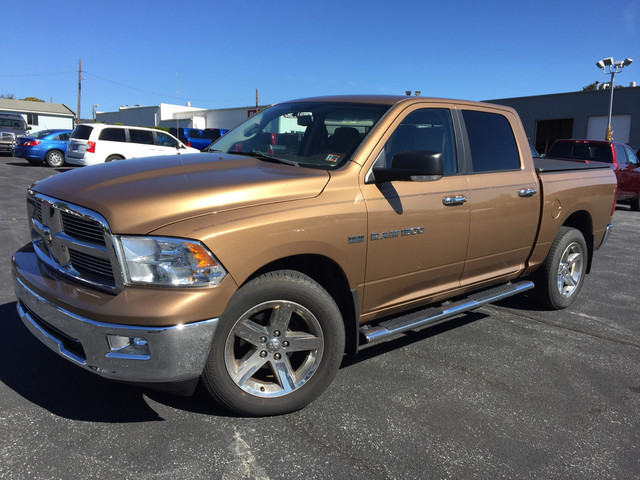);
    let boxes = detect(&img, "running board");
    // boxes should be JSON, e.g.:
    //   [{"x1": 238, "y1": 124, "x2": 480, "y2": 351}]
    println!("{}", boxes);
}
[{"x1": 359, "y1": 281, "x2": 534, "y2": 344}]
